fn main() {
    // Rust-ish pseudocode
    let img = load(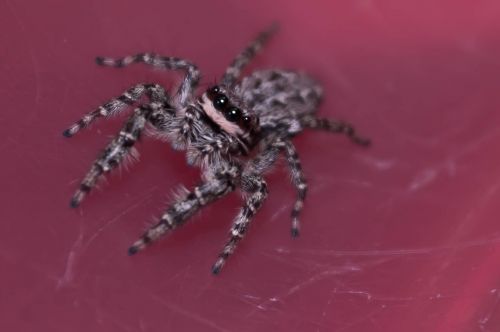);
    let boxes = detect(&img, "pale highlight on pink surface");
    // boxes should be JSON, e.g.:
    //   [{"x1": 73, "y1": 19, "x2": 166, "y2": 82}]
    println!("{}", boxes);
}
[{"x1": 2, "y1": 0, "x2": 500, "y2": 331}]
